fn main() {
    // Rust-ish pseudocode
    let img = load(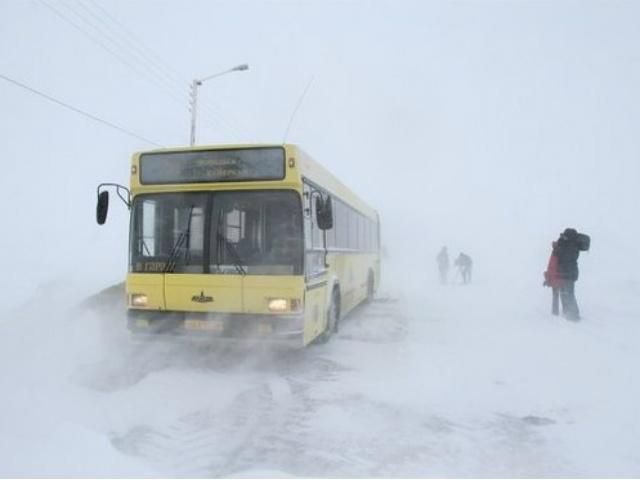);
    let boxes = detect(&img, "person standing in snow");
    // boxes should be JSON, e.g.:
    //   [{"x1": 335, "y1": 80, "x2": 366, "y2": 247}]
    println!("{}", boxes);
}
[
  {"x1": 436, "y1": 246, "x2": 450, "y2": 284},
  {"x1": 554, "y1": 228, "x2": 590, "y2": 321},
  {"x1": 543, "y1": 241, "x2": 562, "y2": 315},
  {"x1": 454, "y1": 252, "x2": 473, "y2": 284}
]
